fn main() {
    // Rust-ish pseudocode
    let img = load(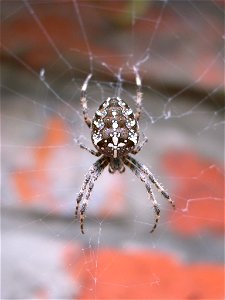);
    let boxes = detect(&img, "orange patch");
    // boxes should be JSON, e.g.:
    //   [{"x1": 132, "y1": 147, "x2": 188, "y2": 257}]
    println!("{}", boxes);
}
[
  {"x1": 163, "y1": 151, "x2": 224, "y2": 235},
  {"x1": 12, "y1": 117, "x2": 70, "y2": 207},
  {"x1": 62, "y1": 247, "x2": 224, "y2": 299}
]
